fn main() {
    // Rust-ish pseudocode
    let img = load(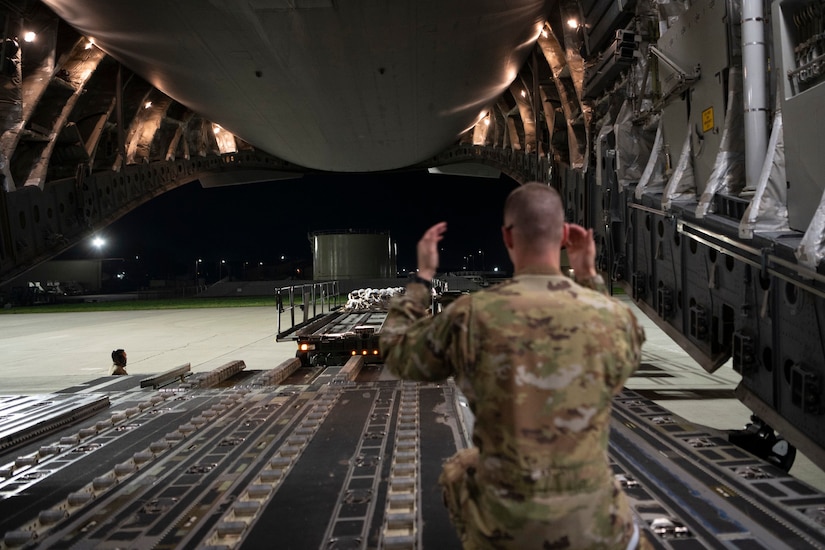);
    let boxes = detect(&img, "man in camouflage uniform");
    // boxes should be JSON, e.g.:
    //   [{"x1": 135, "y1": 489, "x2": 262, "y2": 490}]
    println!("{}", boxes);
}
[{"x1": 380, "y1": 183, "x2": 650, "y2": 549}]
